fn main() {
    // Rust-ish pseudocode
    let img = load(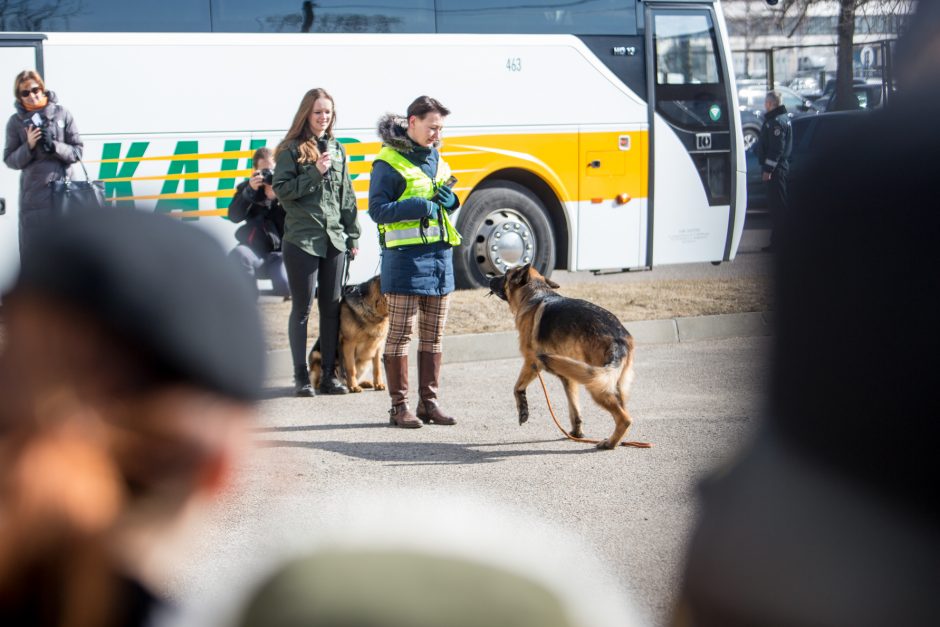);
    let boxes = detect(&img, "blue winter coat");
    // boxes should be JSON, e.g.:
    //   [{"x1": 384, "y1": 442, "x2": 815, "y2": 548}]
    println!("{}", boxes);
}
[{"x1": 368, "y1": 115, "x2": 460, "y2": 296}]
